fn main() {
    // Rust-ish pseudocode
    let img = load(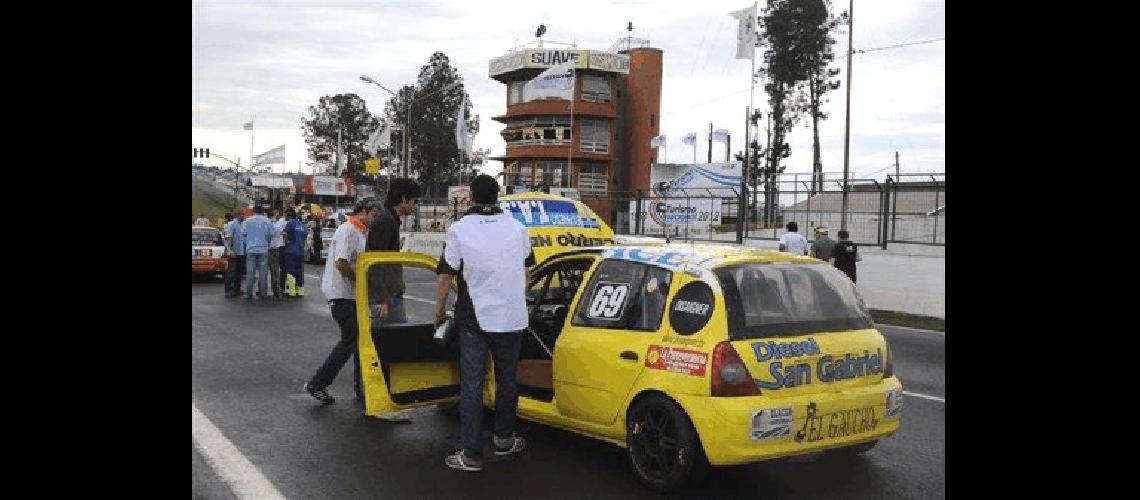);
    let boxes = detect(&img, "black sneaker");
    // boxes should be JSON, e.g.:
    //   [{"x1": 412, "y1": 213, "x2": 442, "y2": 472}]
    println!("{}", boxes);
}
[
  {"x1": 304, "y1": 383, "x2": 335, "y2": 405},
  {"x1": 492, "y1": 435, "x2": 526, "y2": 456}
]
